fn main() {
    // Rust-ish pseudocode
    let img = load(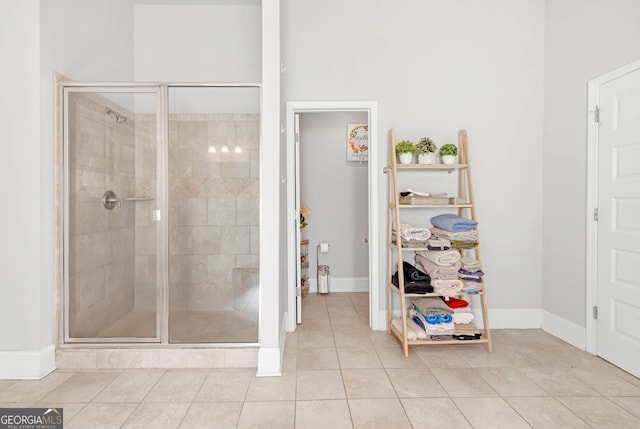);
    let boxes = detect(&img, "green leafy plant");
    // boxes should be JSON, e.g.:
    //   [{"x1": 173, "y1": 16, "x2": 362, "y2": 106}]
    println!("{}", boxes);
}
[
  {"x1": 416, "y1": 137, "x2": 437, "y2": 154},
  {"x1": 439, "y1": 143, "x2": 458, "y2": 157},
  {"x1": 395, "y1": 140, "x2": 416, "y2": 157}
]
